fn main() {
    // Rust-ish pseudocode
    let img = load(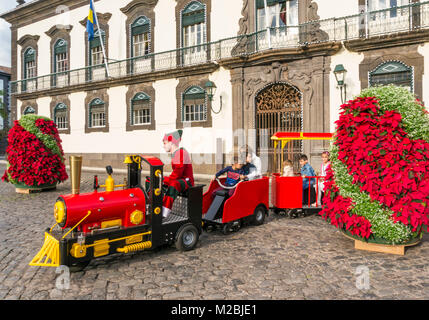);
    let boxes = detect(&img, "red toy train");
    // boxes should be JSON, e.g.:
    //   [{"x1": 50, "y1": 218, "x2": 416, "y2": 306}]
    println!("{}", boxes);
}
[{"x1": 29, "y1": 132, "x2": 332, "y2": 271}]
